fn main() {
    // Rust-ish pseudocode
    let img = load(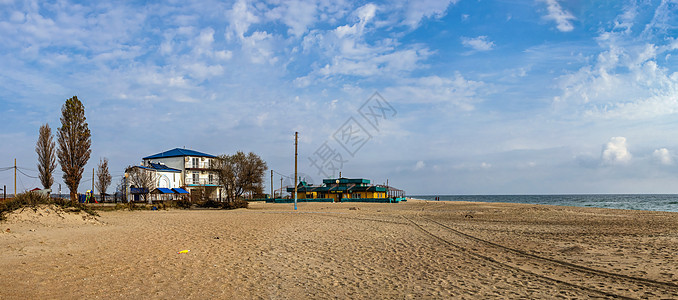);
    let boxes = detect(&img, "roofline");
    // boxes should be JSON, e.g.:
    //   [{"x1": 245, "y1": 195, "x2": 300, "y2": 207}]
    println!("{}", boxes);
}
[
  {"x1": 132, "y1": 165, "x2": 182, "y2": 173},
  {"x1": 142, "y1": 148, "x2": 217, "y2": 159}
]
